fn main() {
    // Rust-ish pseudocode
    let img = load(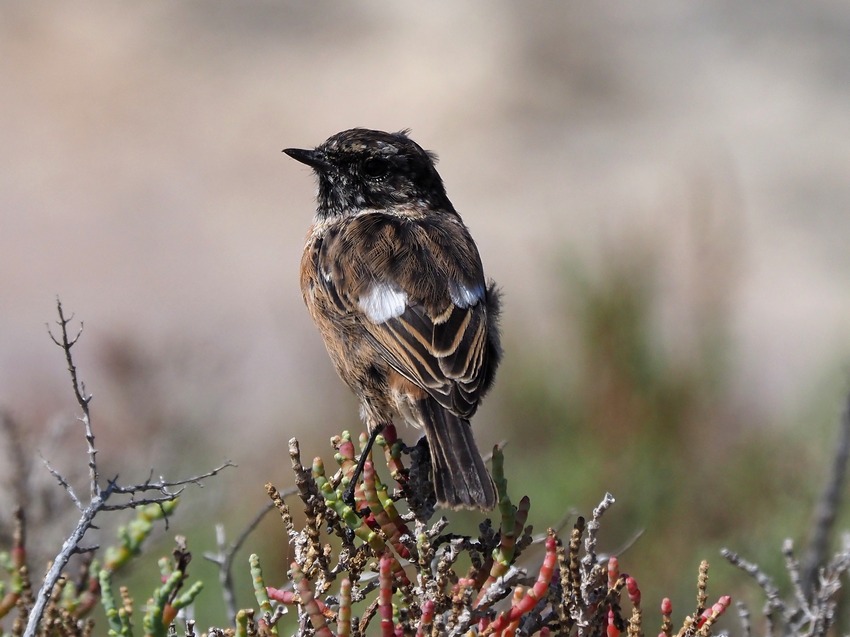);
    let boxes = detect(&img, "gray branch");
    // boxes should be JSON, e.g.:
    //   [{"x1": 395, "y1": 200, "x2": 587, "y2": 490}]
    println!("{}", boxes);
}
[
  {"x1": 801, "y1": 391, "x2": 850, "y2": 596},
  {"x1": 25, "y1": 299, "x2": 232, "y2": 637}
]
